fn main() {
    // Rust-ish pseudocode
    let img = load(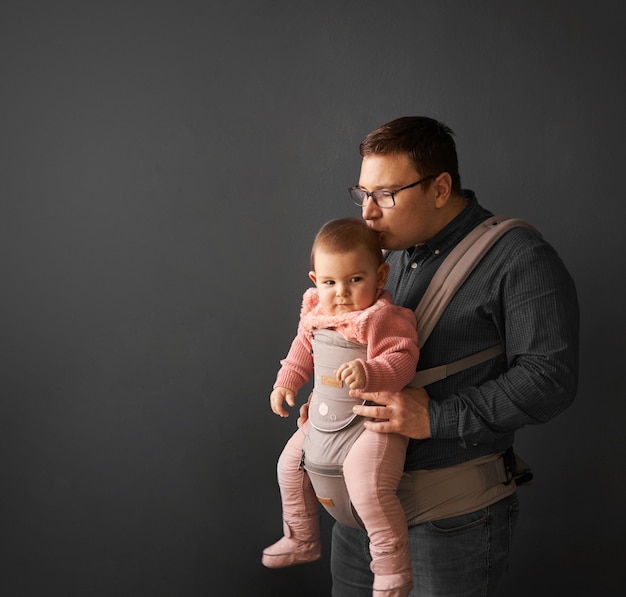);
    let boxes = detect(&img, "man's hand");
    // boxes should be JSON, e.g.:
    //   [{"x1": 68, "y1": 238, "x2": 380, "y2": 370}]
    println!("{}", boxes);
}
[
  {"x1": 297, "y1": 394, "x2": 311, "y2": 428},
  {"x1": 350, "y1": 386, "x2": 432, "y2": 440}
]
